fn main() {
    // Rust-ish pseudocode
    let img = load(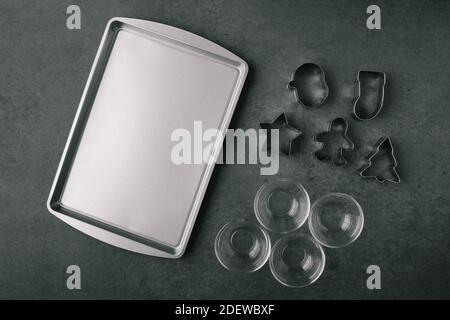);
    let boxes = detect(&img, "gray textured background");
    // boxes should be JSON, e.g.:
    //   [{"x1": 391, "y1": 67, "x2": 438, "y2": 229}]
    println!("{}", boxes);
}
[{"x1": 1, "y1": 0, "x2": 449, "y2": 299}]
